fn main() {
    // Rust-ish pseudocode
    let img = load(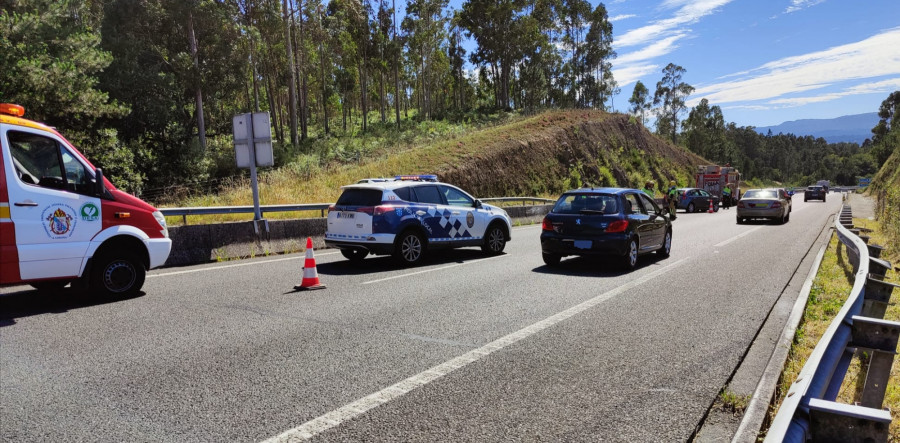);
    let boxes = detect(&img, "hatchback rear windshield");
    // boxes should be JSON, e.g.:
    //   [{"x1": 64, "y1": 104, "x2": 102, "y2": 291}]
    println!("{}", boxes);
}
[
  {"x1": 336, "y1": 188, "x2": 383, "y2": 206},
  {"x1": 807, "y1": 186, "x2": 823, "y2": 191},
  {"x1": 744, "y1": 190, "x2": 777, "y2": 199},
  {"x1": 553, "y1": 193, "x2": 619, "y2": 214}
]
